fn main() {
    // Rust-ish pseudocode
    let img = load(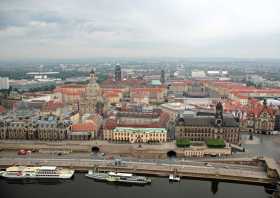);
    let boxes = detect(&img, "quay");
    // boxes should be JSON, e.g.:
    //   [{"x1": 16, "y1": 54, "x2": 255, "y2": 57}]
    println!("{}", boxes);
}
[
  {"x1": 0, "y1": 140, "x2": 232, "y2": 159},
  {"x1": 0, "y1": 156, "x2": 279, "y2": 185}
]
